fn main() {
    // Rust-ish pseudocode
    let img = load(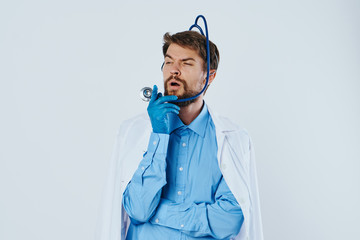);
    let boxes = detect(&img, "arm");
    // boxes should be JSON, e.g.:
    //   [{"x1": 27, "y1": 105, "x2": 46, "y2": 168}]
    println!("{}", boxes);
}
[
  {"x1": 122, "y1": 132, "x2": 169, "y2": 223},
  {"x1": 123, "y1": 85, "x2": 180, "y2": 224},
  {"x1": 149, "y1": 176, "x2": 244, "y2": 239}
]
